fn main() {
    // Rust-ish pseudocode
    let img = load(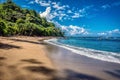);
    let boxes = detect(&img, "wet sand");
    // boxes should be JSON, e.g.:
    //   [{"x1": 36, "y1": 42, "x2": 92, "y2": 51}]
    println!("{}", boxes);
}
[
  {"x1": 0, "y1": 36, "x2": 57, "y2": 80},
  {"x1": 45, "y1": 43, "x2": 120, "y2": 80}
]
